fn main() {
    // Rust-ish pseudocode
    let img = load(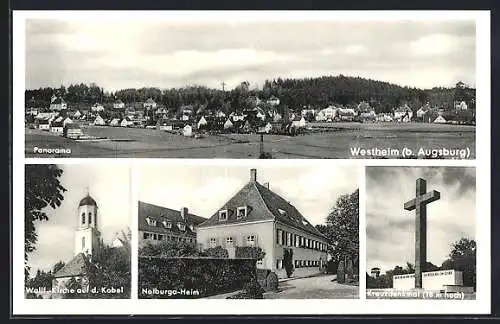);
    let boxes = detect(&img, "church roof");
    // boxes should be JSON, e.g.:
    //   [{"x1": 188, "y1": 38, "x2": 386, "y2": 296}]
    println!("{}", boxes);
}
[
  {"x1": 79, "y1": 194, "x2": 97, "y2": 207},
  {"x1": 53, "y1": 253, "x2": 95, "y2": 278},
  {"x1": 198, "y1": 173, "x2": 326, "y2": 239}
]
